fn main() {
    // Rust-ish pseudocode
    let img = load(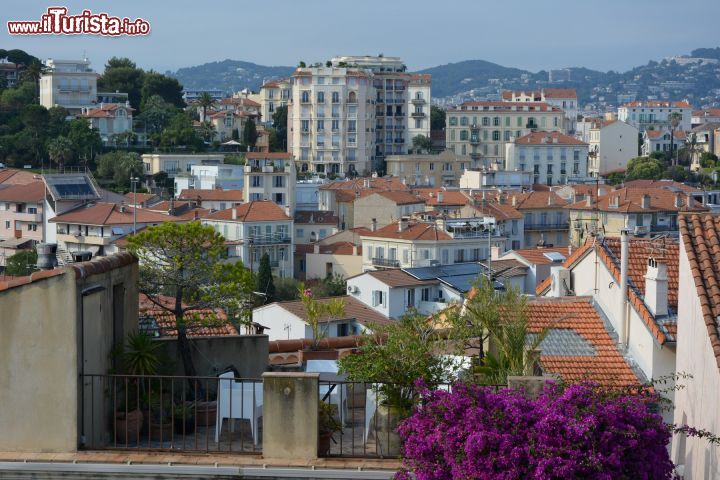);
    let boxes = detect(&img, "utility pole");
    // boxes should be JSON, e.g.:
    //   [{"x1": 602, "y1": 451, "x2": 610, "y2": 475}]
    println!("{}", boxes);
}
[{"x1": 130, "y1": 177, "x2": 139, "y2": 234}]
